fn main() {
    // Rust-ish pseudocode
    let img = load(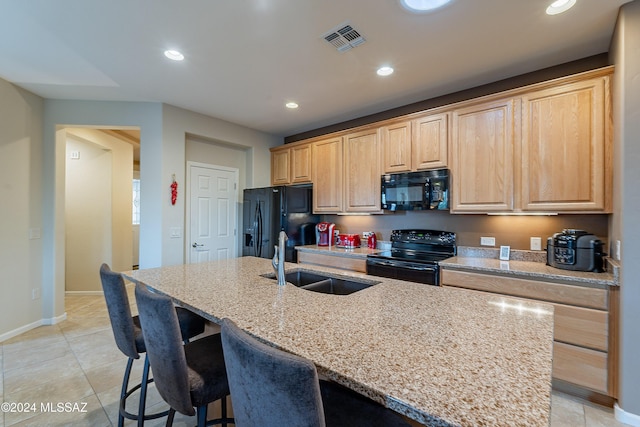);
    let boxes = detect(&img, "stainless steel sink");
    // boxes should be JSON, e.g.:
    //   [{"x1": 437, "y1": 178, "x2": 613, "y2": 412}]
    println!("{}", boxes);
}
[{"x1": 261, "y1": 270, "x2": 379, "y2": 295}]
